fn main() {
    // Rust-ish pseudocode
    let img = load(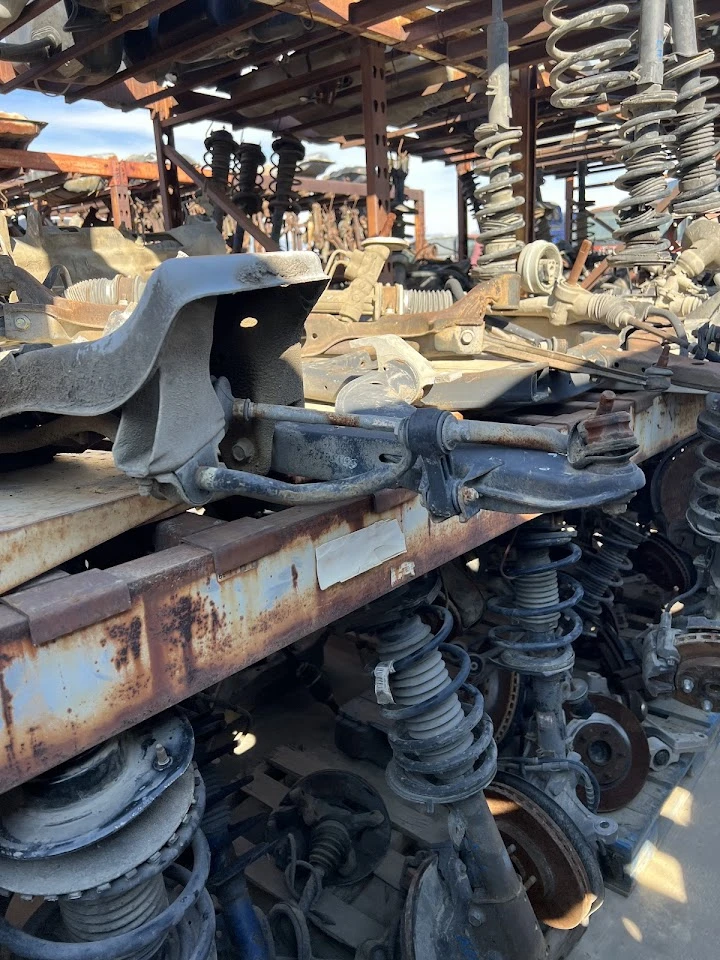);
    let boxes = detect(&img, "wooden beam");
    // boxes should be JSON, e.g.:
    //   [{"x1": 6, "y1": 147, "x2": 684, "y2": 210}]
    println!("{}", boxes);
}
[{"x1": 163, "y1": 143, "x2": 280, "y2": 251}]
